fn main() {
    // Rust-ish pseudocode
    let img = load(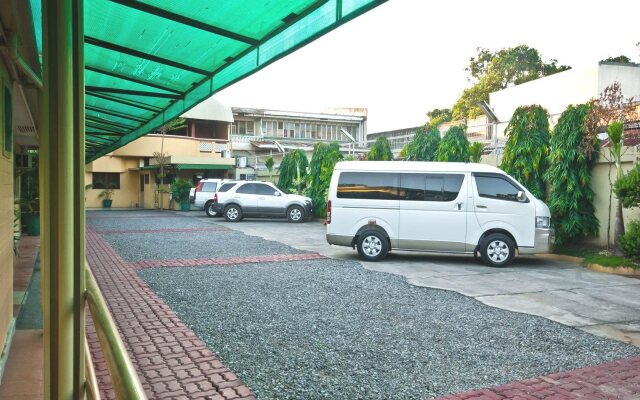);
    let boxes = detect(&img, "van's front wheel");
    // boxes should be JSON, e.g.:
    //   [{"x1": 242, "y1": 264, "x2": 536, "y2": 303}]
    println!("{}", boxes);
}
[
  {"x1": 357, "y1": 231, "x2": 388, "y2": 261},
  {"x1": 480, "y1": 233, "x2": 515, "y2": 267}
]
